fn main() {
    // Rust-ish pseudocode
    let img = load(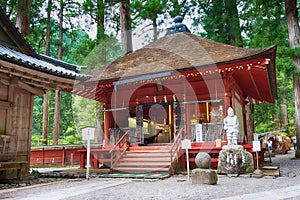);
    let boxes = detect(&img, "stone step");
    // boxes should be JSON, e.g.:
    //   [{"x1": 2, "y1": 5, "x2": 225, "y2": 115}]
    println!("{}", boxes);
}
[
  {"x1": 121, "y1": 157, "x2": 171, "y2": 162},
  {"x1": 113, "y1": 167, "x2": 170, "y2": 174},
  {"x1": 117, "y1": 162, "x2": 171, "y2": 167},
  {"x1": 262, "y1": 165, "x2": 279, "y2": 170},
  {"x1": 112, "y1": 145, "x2": 173, "y2": 175},
  {"x1": 127, "y1": 149, "x2": 171, "y2": 153},
  {"x1": 129, "y1": 146, "x2": 171, "y2": 151},
  {"x1": 124, "y1": 152, "x2": 170, "y2": 158}
]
